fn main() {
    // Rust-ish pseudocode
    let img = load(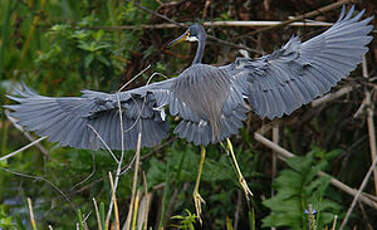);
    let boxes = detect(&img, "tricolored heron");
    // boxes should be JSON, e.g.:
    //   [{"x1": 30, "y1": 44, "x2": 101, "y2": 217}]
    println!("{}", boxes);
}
[{"x1": 4, "y1": 6, "x2": 373, "y2": 220}]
